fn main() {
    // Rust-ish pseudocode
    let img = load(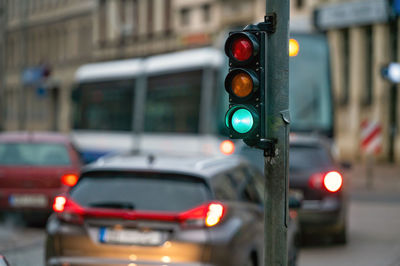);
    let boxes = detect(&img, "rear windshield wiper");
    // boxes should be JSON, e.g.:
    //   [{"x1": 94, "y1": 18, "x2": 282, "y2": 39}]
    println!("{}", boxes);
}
[{"x1": 89, "y1": 202, "x2": 135, "y2": 210}]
